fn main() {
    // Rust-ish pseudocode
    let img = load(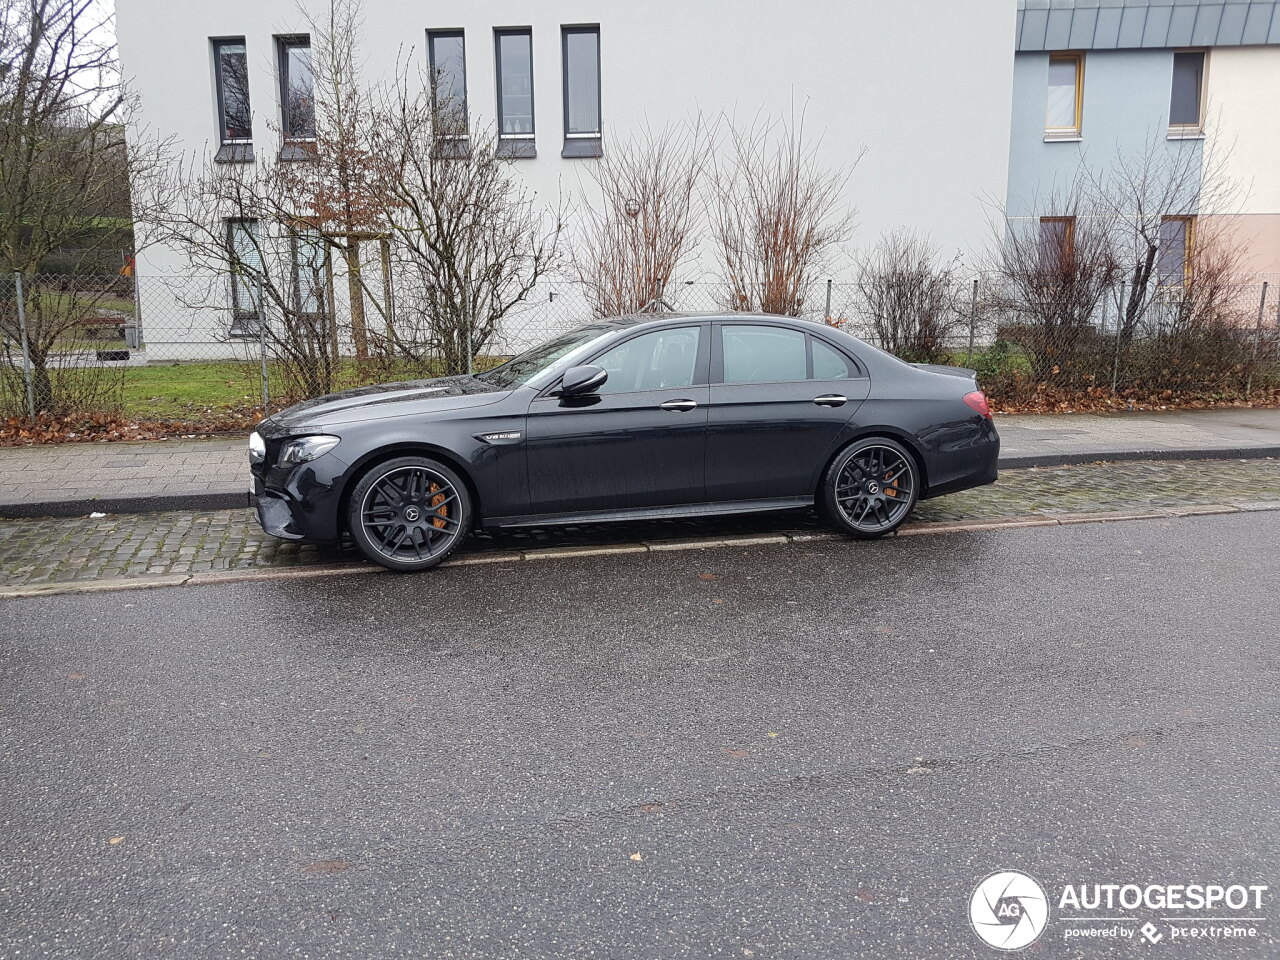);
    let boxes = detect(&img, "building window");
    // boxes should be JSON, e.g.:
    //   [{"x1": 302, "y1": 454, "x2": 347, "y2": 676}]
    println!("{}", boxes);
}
[
  {"x1": 1039, "y1": 216, "x2": 1075, "y2": 267},
  {"x1": 213, "y1": 38, "x2": 252, "y2": 151},
  {"x1": 561, "y1": 25, "x2": 601, "y2": 157},
  {"x1": 495, "y1": 28, "x2": 535, "y2": 158},
  {"x1": 278, "y1": 36, "x2": 315, "y2": 143},
  {"x1": 1045, "y1": 52, "x2": 1083, "y2": 138},
  {"x1": 227, "y1": 219, "x2": 262, "y2": 336},
  {"x1": 290, "y1": 228, "x2": 327, "y2": 315},
  {"x1": 427, "y1": 30, "x2": 467, "y2": 131},
  {"x1": 1169, "y1": 51, "x2": 1206, "y2": 135},
  {"x1": 1158, "y1": 216, "x2": 1195, "y2": 286}
]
